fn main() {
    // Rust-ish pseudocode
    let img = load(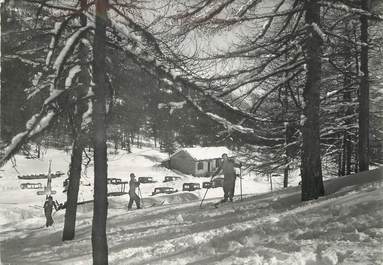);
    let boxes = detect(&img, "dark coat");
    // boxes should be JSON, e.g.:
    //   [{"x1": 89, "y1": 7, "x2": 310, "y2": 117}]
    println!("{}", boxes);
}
[
  {"x1": 43, "y1": 198, "x2": 57, "y2": 214},
  {"x1": 214, "y1": 159, "x2": 241, "y2": 186},
  {"x1": 129, "y1": 180, "x2": 140, "y2": 196}
]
